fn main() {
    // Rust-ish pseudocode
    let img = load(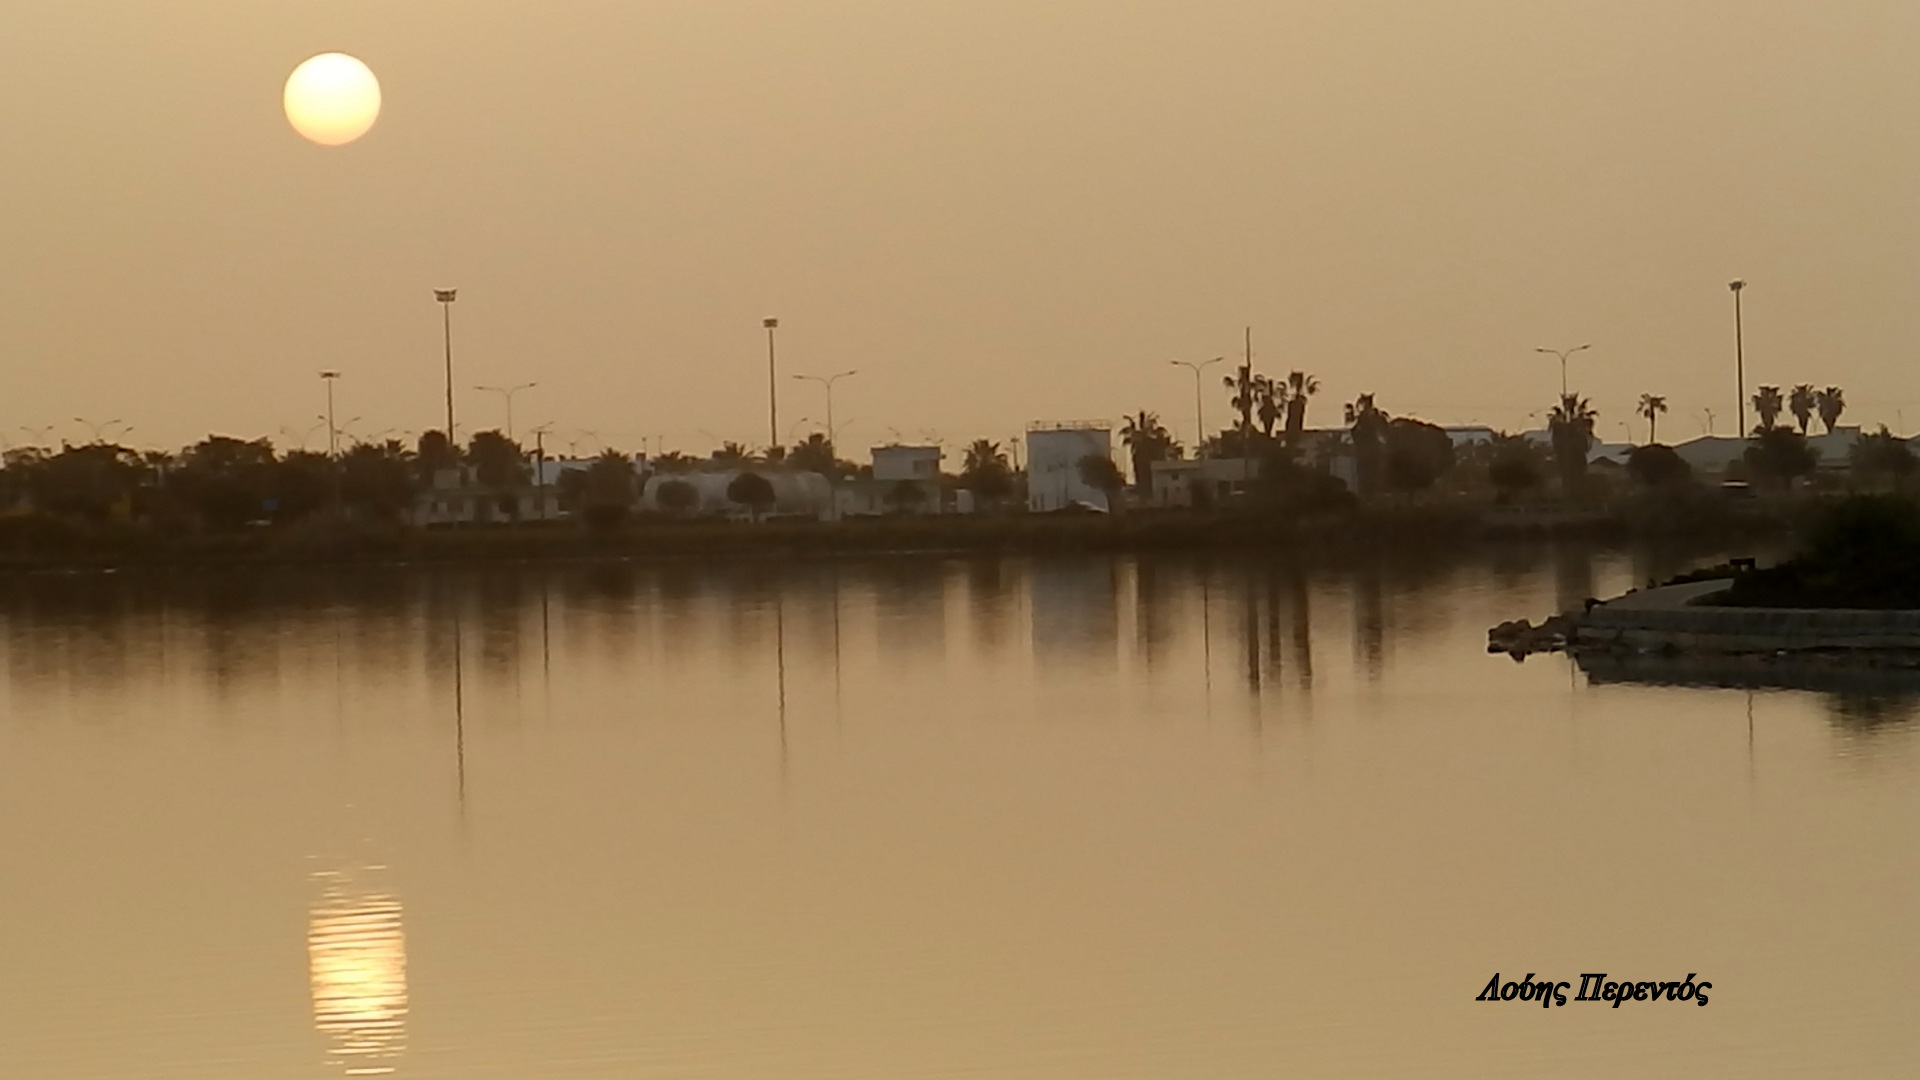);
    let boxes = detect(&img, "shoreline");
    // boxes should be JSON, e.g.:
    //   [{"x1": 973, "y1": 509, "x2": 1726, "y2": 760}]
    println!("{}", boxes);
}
[{"x1": 0, "y1": 504, "x2": 1796, "y2": 575}]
